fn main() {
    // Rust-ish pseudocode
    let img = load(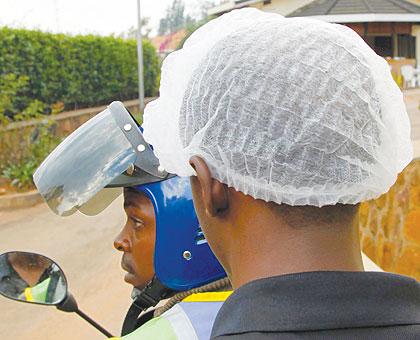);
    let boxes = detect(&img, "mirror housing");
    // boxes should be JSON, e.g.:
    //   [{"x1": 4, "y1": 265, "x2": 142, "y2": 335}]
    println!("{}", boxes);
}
[{"x1": 0, "y1": 251, "x2": 68, "y2": 306}]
